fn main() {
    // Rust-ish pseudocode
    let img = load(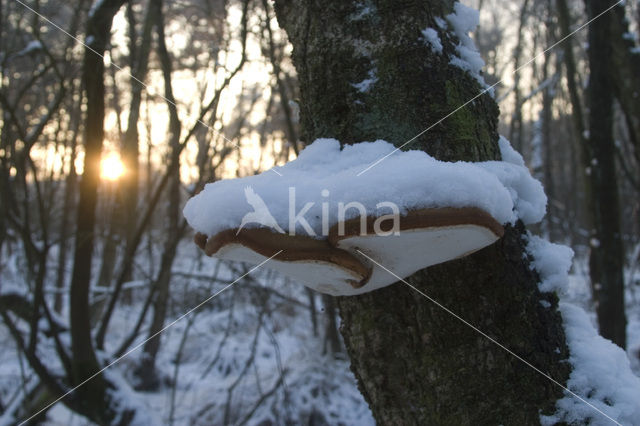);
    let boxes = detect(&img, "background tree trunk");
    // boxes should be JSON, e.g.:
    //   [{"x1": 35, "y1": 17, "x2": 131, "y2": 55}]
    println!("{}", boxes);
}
[
  {"x1": 68, "y1": 0, "x2": 127, "y2": 421},
  {"x1": 120, "y1": 0, "x2": 154, "y2": 243},
  {"x1": 136, "y1": 0, "x2": 184, "y2": 389},
  {"x1": 584, "y1": 0, "x2": 627, "y2": 348},
  {"x1": 508, "y1": 0, "x2": 529, "y2": 154},
  {"x1": 541, "y1": 5, "x2": 560, "y2": 242},
  {"x1": 610, "y1": 3, "x2": 640, "y2": 161},
  {"x1": 54, "y1": 96, "x2": 80, "y2": 314},
  {"x1": 274, "y1": 0, "x2": 570, "y2": 423},
  {"x1": 321, "y1": 294, "x2": 342, "y2": 356},
  {"x1": 556, "y1": 0, "x2": 592, "y2": 247}
]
